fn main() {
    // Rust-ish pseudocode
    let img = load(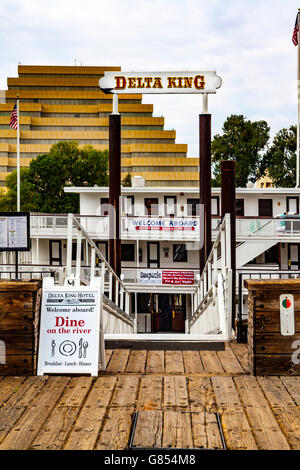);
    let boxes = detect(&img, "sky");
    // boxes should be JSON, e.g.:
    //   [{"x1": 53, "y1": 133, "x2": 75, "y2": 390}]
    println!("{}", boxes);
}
[{"x1": 0, "y1": 0, "x2": 299, "y2": 157}]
